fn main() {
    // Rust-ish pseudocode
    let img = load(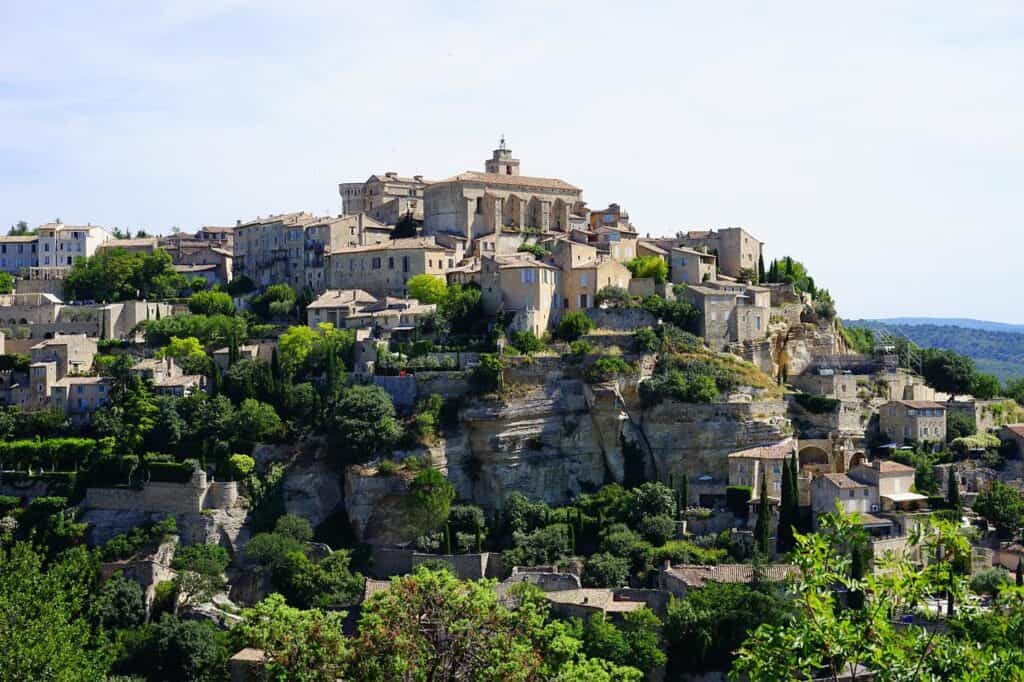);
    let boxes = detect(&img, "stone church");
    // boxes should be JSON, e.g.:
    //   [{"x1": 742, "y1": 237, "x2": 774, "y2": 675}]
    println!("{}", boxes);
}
[{"x1": 423, "y1": 140, "x2": 585, "y2": 240}]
